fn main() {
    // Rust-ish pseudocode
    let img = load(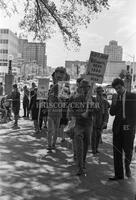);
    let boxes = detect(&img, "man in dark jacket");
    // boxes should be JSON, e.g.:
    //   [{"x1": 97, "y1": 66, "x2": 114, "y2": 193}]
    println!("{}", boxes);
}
[
  {"x1": 11, "y1": 84, "x2": 20, "y2": 128},
  {"x1": 109, "y1": 78, "x2": 136, "y2": 181},
  {"x1": 29, "y1": 87, "x2": 40, "y2": 133},
  {"x1": 0, "y1": 82, "x2": 3, "y2": 95},
  {"x1": 23, "y1": 85, "x2": 30, "y2": 118}
]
